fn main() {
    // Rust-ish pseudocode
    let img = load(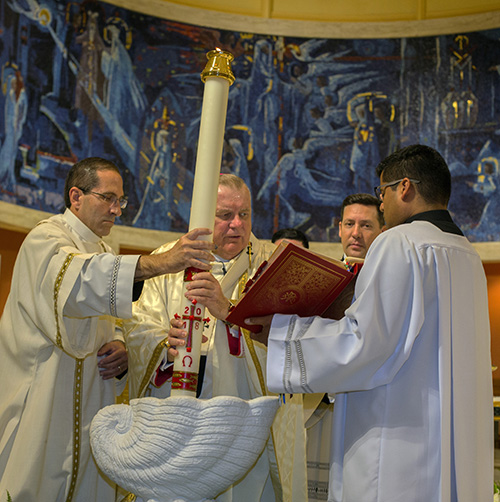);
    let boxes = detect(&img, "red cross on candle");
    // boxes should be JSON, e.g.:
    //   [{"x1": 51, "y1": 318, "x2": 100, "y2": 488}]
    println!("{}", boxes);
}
[{"x1": 181, "y1": 300, "x2": 203, "y2": 353}]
